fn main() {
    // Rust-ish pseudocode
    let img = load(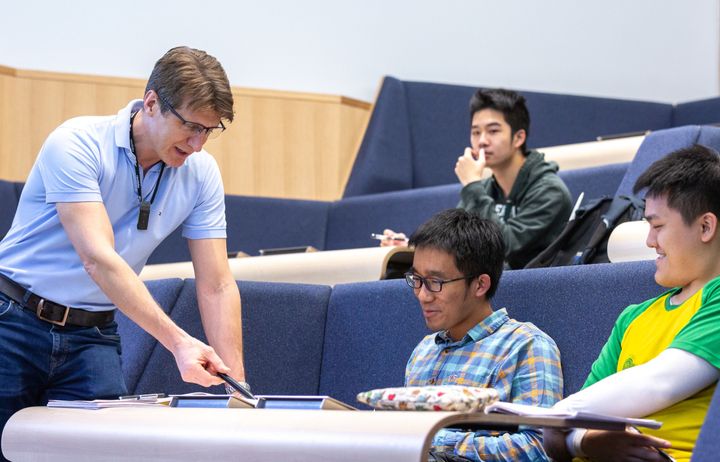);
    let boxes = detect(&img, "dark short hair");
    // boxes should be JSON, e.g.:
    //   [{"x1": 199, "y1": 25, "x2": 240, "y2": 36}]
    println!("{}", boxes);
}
[
  {"x1": 409, "y1": 209, "x2": 505, "y2": 298},
  {"x1": 469, "y1": 88, "x2": 530, "y2": 154},
  {"x1": 633, "y1": 144, "x2": 720, "y2": 225},
  {"x1": 146, "y1": 46, "x2": 234, "y2": 122}
]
